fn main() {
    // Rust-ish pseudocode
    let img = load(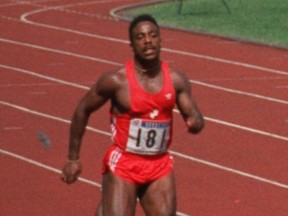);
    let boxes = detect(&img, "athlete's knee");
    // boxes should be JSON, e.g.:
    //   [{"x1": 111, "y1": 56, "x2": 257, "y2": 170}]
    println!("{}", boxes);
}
[
  {"x1": 149, "y1": 206, "x2": 176, "y2": 216},
  {"x1": 160, "y1": 200, "x2": 177, "y2": 216},
  {"x1": 141, "y1": 195, "x2": 176, "y2": 216}
]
